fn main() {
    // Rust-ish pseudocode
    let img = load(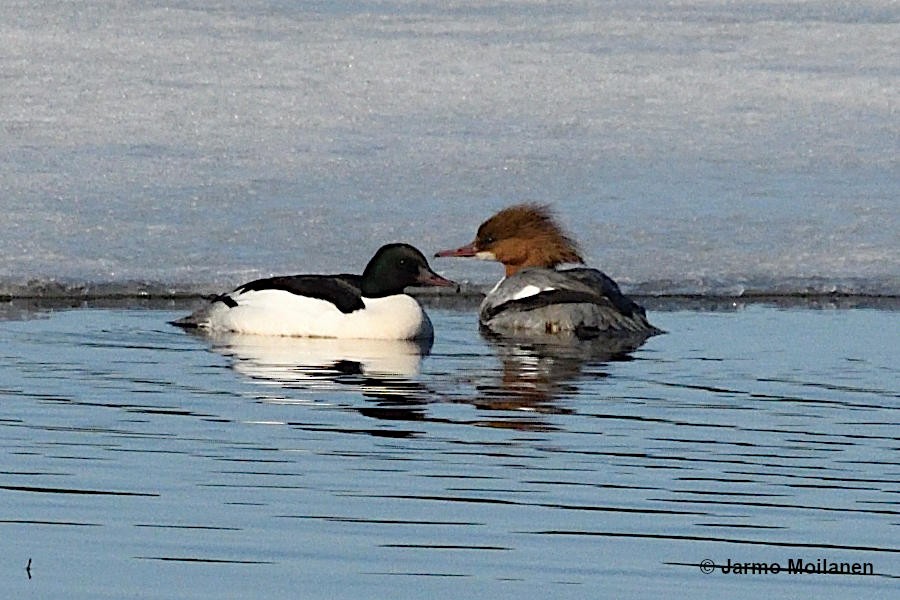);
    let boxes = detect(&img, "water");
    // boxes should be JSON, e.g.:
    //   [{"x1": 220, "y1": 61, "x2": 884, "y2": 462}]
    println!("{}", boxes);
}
[{"x1": 1, "y1": 302, "x2": 897, "y2": 599}]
